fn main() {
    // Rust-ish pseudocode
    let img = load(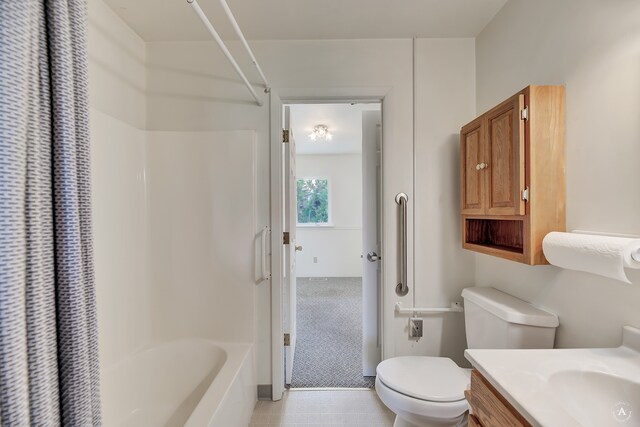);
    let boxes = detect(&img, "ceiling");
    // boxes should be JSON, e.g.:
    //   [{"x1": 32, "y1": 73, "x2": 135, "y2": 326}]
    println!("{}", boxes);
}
[
  {"x1": 288, "y1": 103, "x2": 380, "y2": 155},
  {"x1": 103, "y1": 0, "x2": 507, "y2": 42}
]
